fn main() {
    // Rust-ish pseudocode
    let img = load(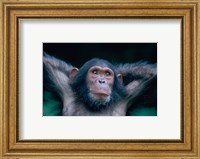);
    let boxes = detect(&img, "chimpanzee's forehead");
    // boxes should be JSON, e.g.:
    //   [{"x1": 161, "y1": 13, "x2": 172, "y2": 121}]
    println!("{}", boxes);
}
[
  {"x1": 89, "y1": 65, "x2": 113, "y2": 70},
  {"x1": 91, "y1": 62, "x2": 116, "y2": 71}
]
